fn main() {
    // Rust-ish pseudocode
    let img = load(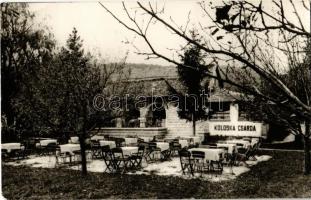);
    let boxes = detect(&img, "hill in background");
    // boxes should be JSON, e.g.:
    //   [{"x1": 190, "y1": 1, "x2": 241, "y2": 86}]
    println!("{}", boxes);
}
[{"x1": 125, "y1": 63, "x2": 178, "y2": 80}]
